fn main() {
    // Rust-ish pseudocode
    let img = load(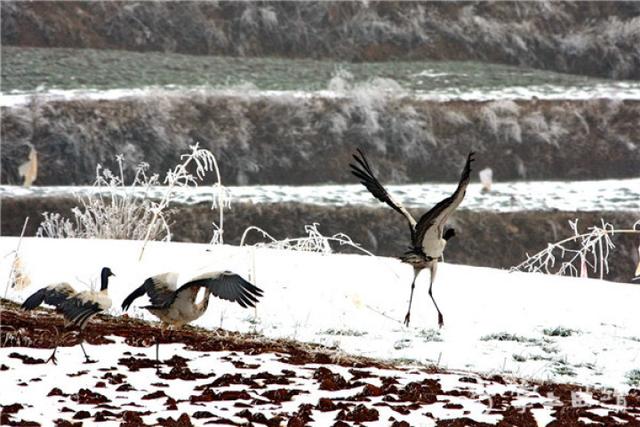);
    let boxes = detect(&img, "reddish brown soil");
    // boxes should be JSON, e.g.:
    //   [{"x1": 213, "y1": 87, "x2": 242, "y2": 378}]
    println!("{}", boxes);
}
[
  {"x1": 2, "y1": 299, "x2": 639, "y2": 426},
  {"x1": 0, "y1": 299, "x2": 389, "y2": 369}
]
